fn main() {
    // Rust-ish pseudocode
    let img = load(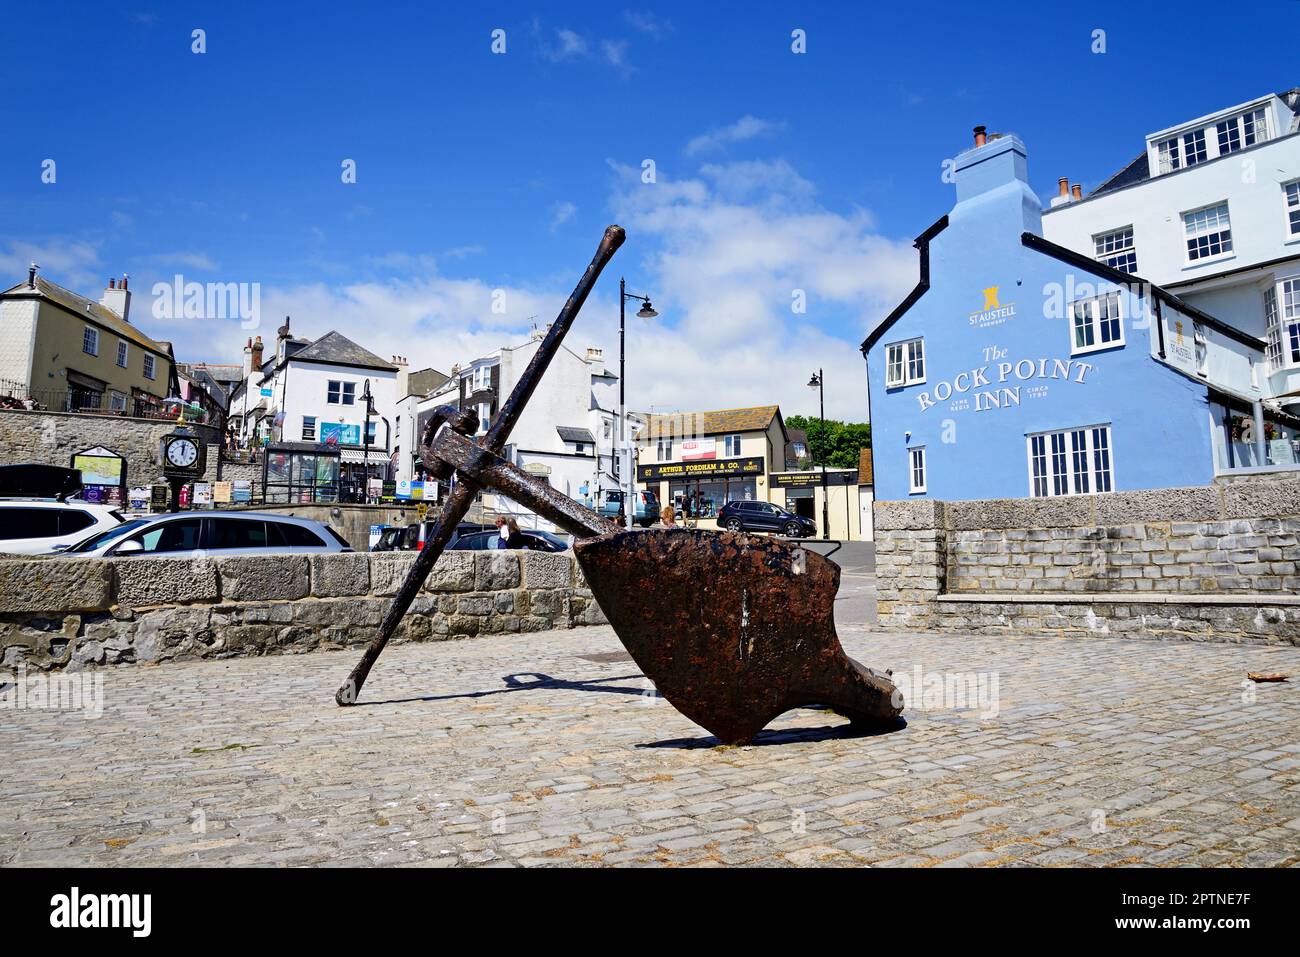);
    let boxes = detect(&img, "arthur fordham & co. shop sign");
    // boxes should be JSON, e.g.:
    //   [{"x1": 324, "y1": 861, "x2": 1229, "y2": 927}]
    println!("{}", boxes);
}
[{"x1": 638, "y1": 456, "x2": 765, "y2": 482}]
